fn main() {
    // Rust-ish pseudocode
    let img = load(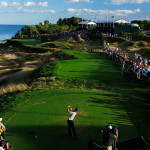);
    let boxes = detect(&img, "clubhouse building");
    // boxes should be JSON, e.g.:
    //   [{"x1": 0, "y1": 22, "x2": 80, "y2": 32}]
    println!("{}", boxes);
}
[
  {"x1": 78, "y1": 19, "x2": 139, "y2": 34},
  {"x1": 96, "y1": 19, "x2": 129, "y2": 32}
]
